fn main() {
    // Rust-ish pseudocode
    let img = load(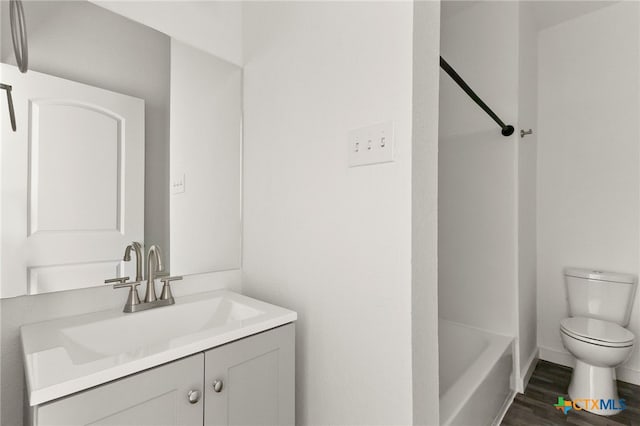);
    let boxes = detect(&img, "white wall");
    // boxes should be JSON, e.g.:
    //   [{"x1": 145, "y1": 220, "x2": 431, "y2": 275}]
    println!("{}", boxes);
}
[
  {"x1": 242, "y1": 2, "x2": 436, "y2": 424},
  {"x1": 537, "y1": 1, "x2": 640, "y2": 385},
  {"x1": 170, "y1": 40, "x2": 242, "y2": 276},
  {"x1": 90, "y1": 1, "x2": 243, "y2": 66},
  {"x1": 412, "y1": 1, "x2": 441, "y2": 424},
  {"x1": 0, "y1": 0, "x2": 4, "y2": 414},
  {"x1": 439, "y1": 1, "x2": 519, "y2": 336},
  {"x1": 517, "y1": 1, "x2": 539, "y2": 385}
]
